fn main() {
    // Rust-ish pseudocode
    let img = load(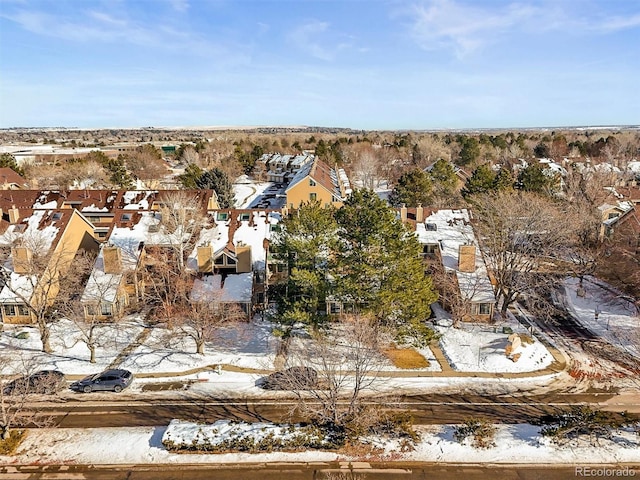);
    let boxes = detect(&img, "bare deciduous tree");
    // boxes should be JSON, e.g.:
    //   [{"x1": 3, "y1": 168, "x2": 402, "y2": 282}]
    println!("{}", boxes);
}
[
  {"x1": 472, "y1": 191, "x2": 574, "y2": 315},
  {"x1": 282, "y1": 318, "x2": 388, "y2": 437},
  {"x1": 0, "y1": 348, "x2": 57, "y2": 440}
]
